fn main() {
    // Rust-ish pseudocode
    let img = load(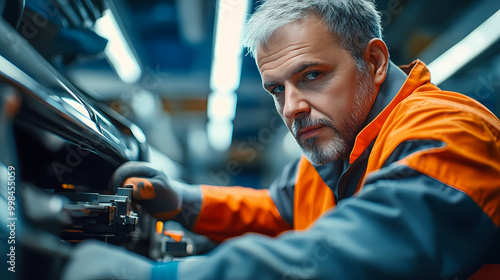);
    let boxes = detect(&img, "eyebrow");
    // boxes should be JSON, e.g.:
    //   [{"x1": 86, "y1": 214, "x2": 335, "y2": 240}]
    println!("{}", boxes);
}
[
  {"x1": 292, "y1": 62, "x2": 320, "y2": 76},
  {"x1": 262, "y1": 62, "x2": 320, "y2": 89}
]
